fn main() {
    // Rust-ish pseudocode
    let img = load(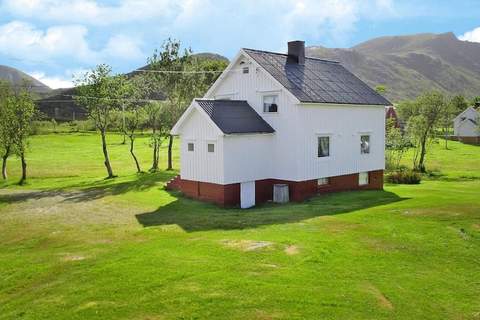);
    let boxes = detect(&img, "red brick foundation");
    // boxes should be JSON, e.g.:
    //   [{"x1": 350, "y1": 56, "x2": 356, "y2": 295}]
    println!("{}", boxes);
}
[
  {"x1": 179, "y1": 170, "x2": 383, "y2": 207},
  {"x1": 180, "y1": 179, "x2": 240, "y2": 206}
]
